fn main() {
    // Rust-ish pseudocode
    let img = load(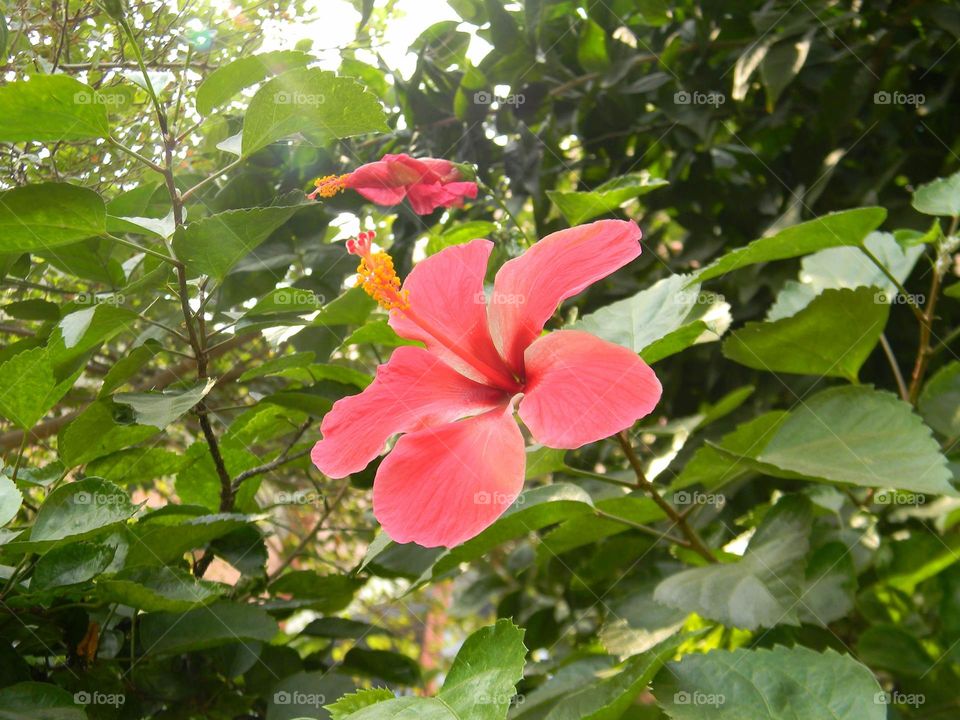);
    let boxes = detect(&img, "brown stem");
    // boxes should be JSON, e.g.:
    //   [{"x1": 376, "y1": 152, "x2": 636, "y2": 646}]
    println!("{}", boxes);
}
[
  {"x1": 908, "y1": 218, "x2": 958, "y2": 404},
  {"x1": 615, "y1": 431, "x2": 718, "y2": 563}
]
